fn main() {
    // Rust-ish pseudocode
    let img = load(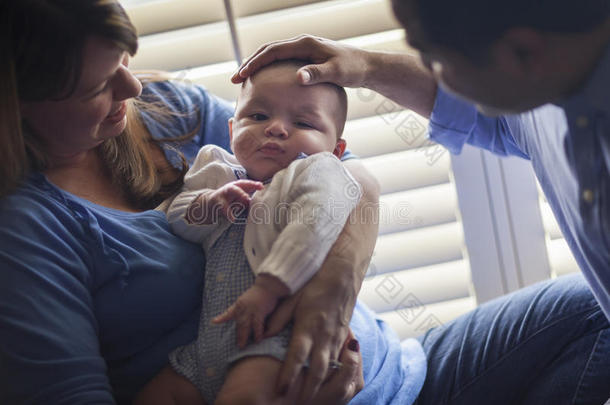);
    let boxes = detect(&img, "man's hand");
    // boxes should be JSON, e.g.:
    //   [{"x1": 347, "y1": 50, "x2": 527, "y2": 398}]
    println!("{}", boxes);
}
[
  {"x1": 213, "y1": 274, "x2": 289, "y2": 349},
  {"x1": 185, "y1": 179, "x2": 263, "y2": 224},
  {"x1": 231, "y1": 35, "x2": 370, "y2": 88},
  {"x1": 231, "y1": 34, "x2": 437, "y2": 118}
]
